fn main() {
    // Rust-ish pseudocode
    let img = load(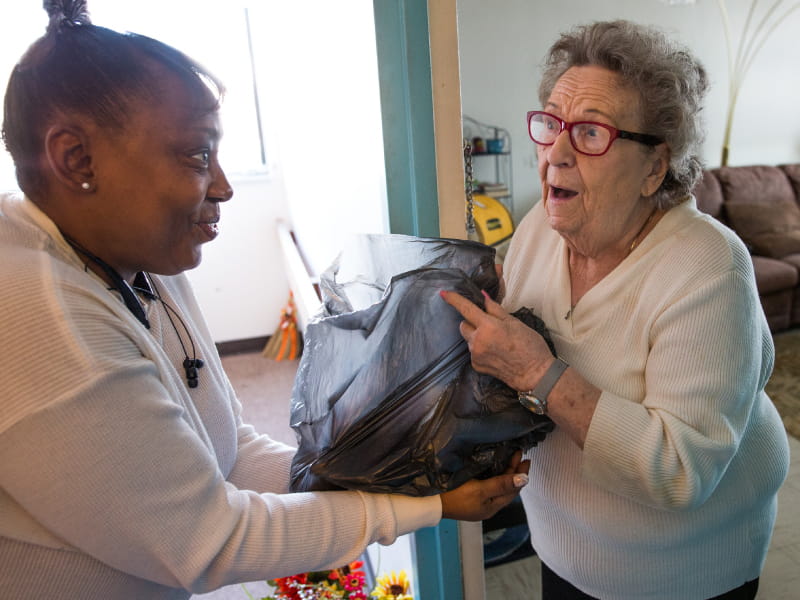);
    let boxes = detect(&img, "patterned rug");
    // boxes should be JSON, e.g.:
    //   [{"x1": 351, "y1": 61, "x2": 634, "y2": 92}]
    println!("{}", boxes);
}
[{"x1": 766, "y1": 328, "x2": 800, "y2": 440}]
